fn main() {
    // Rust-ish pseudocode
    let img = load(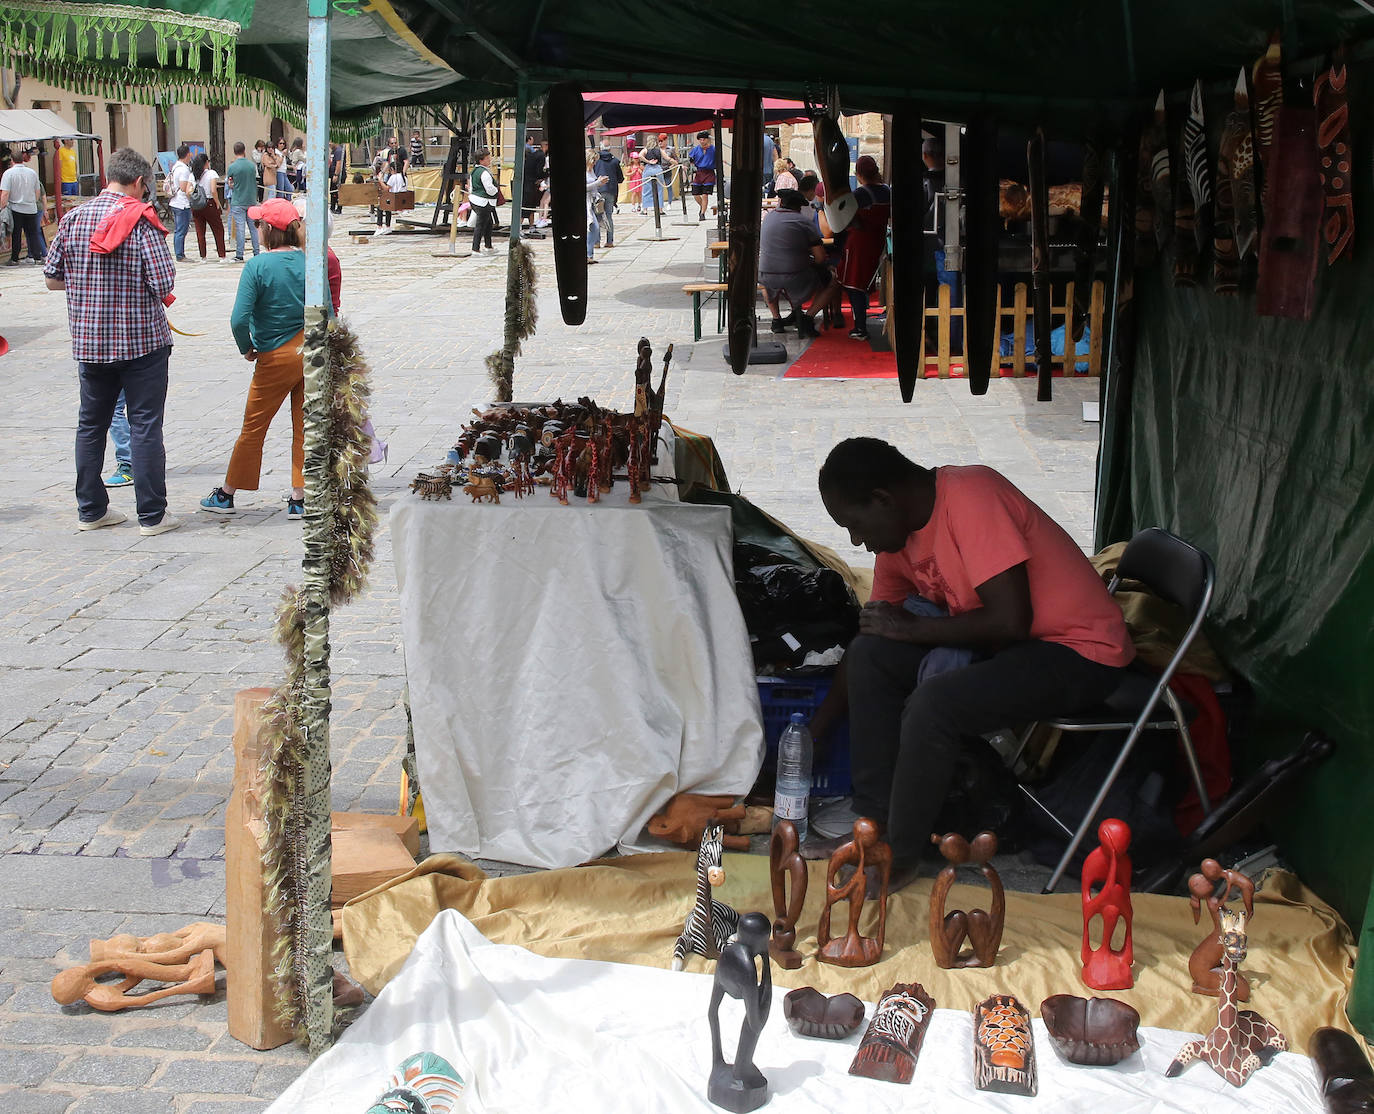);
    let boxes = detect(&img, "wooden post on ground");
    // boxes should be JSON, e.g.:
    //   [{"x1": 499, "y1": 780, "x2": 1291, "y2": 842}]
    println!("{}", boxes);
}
[{"x1": 226, "y1": 687, "x2": 293, "y2": 1051}]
